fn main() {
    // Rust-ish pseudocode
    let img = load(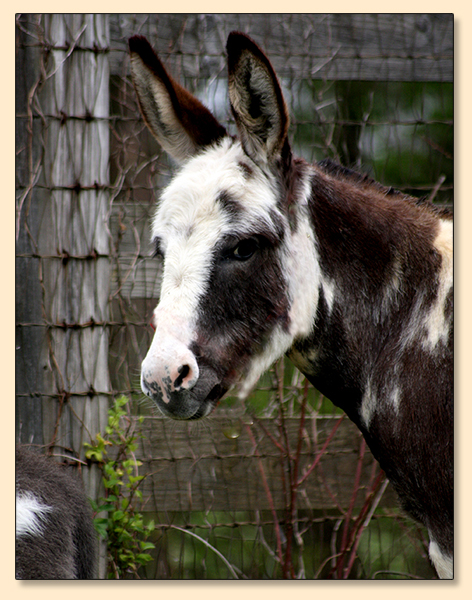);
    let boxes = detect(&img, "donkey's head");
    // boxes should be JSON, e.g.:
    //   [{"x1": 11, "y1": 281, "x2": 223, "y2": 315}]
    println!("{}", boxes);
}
[{"x1": 129, "y1": 32, "x2": 318, "y2": 419}]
